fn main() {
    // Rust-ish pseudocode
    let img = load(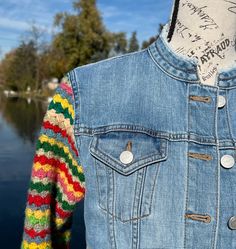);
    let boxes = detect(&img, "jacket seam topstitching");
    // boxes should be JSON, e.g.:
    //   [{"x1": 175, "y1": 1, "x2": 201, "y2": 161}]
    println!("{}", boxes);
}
[{"x1": 225, "y1": 89, "x2": 236, "y2": 148}]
